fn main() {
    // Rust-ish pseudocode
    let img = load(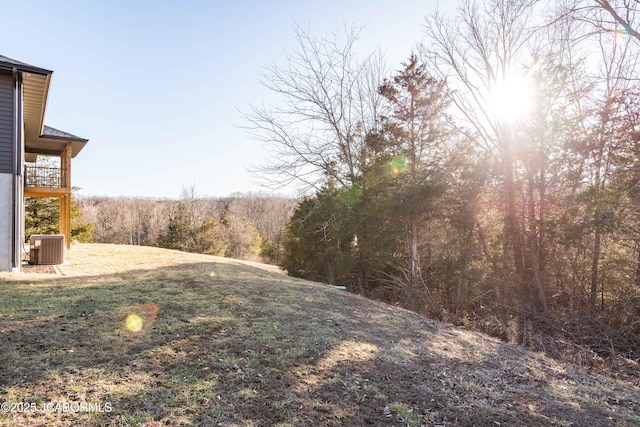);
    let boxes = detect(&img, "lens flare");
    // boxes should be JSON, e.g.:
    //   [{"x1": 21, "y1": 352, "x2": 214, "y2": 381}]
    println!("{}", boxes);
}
[
  {"x1": 613, "y1": 25, "x2": 632, "y2": 35},
  {"x1": 390, "y1": 155, "x2": 407, "y2": 177},
  {"x1": 124, "y1": 303, "x2": 160, "y2": 333},
  {"x1": 126, "y1": 314, "x2": 143, "y2": 332}
]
